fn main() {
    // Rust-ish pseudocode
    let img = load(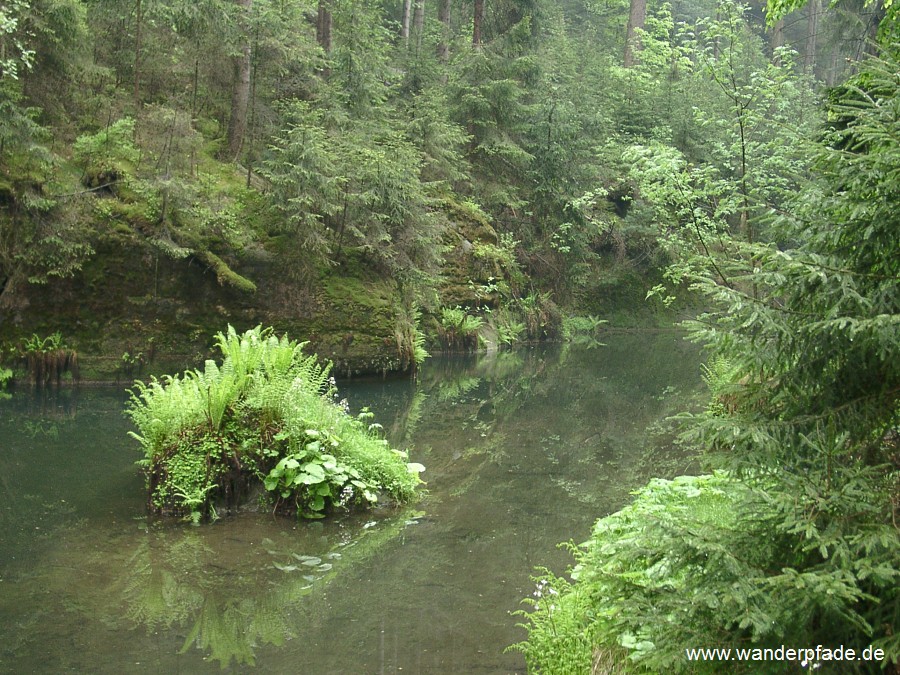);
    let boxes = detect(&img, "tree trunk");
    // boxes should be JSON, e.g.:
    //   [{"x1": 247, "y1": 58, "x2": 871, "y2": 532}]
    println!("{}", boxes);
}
[
  {"x1": 134, "y1": 0, "x2": 143, "y2": 105},
  {"x1": 246, "y1": 21, "x2": 261, "y2": 188},
  {"x1": 712, "y1": 6, "x2": 720, "y2": 59},
  {"x1": 771, "y1": 17, "x2": 784, "y2": 66},
  {"x1": 863, "y1": 0, "x2": 884, "y2": 57},
  {"x1": 437, "y1": 0, "x2": 450, "y2": 62},
  {"x1": 826, "y1": 48, "x2": 839, "y2": 86},
  {"x1": 401, "y1": 0, "x2": 411, "y2": 44},
  {"x1": 191, "y1": 57, "x2": 200, "y2": 117},
  {"x1": 623, "y1": 0, "x2": 646, "y2": 67},
  {"x1": 316, "y1": 0, "x2": 332, "y2": 53},
  {"x1": 412, "y1": 0, "x2": 425, "y2": 50},
  {"x1": 226, "y1": 0, "x2": 252, "y2": 161},
  {"x1": 805, "y1": 0, "x2": 819, "y2": 74},
  {"x1": 473, "y1": 0, "x2": 483, "y2": 49}
]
